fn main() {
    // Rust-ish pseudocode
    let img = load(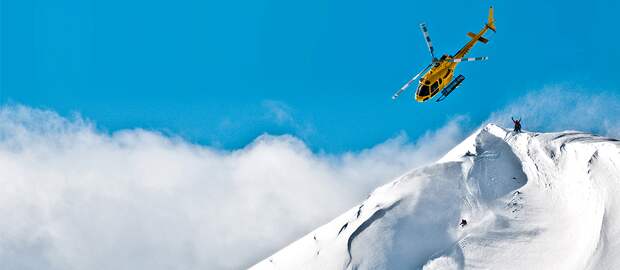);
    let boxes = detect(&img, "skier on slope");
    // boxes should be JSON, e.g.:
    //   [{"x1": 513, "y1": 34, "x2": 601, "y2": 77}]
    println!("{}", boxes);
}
[
  {"x1": 460, "y1": 219, "x2": 467, "y2": 227},
  {"x1": 512, "y1": 117, "x2": 522, "y2": 133}
]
